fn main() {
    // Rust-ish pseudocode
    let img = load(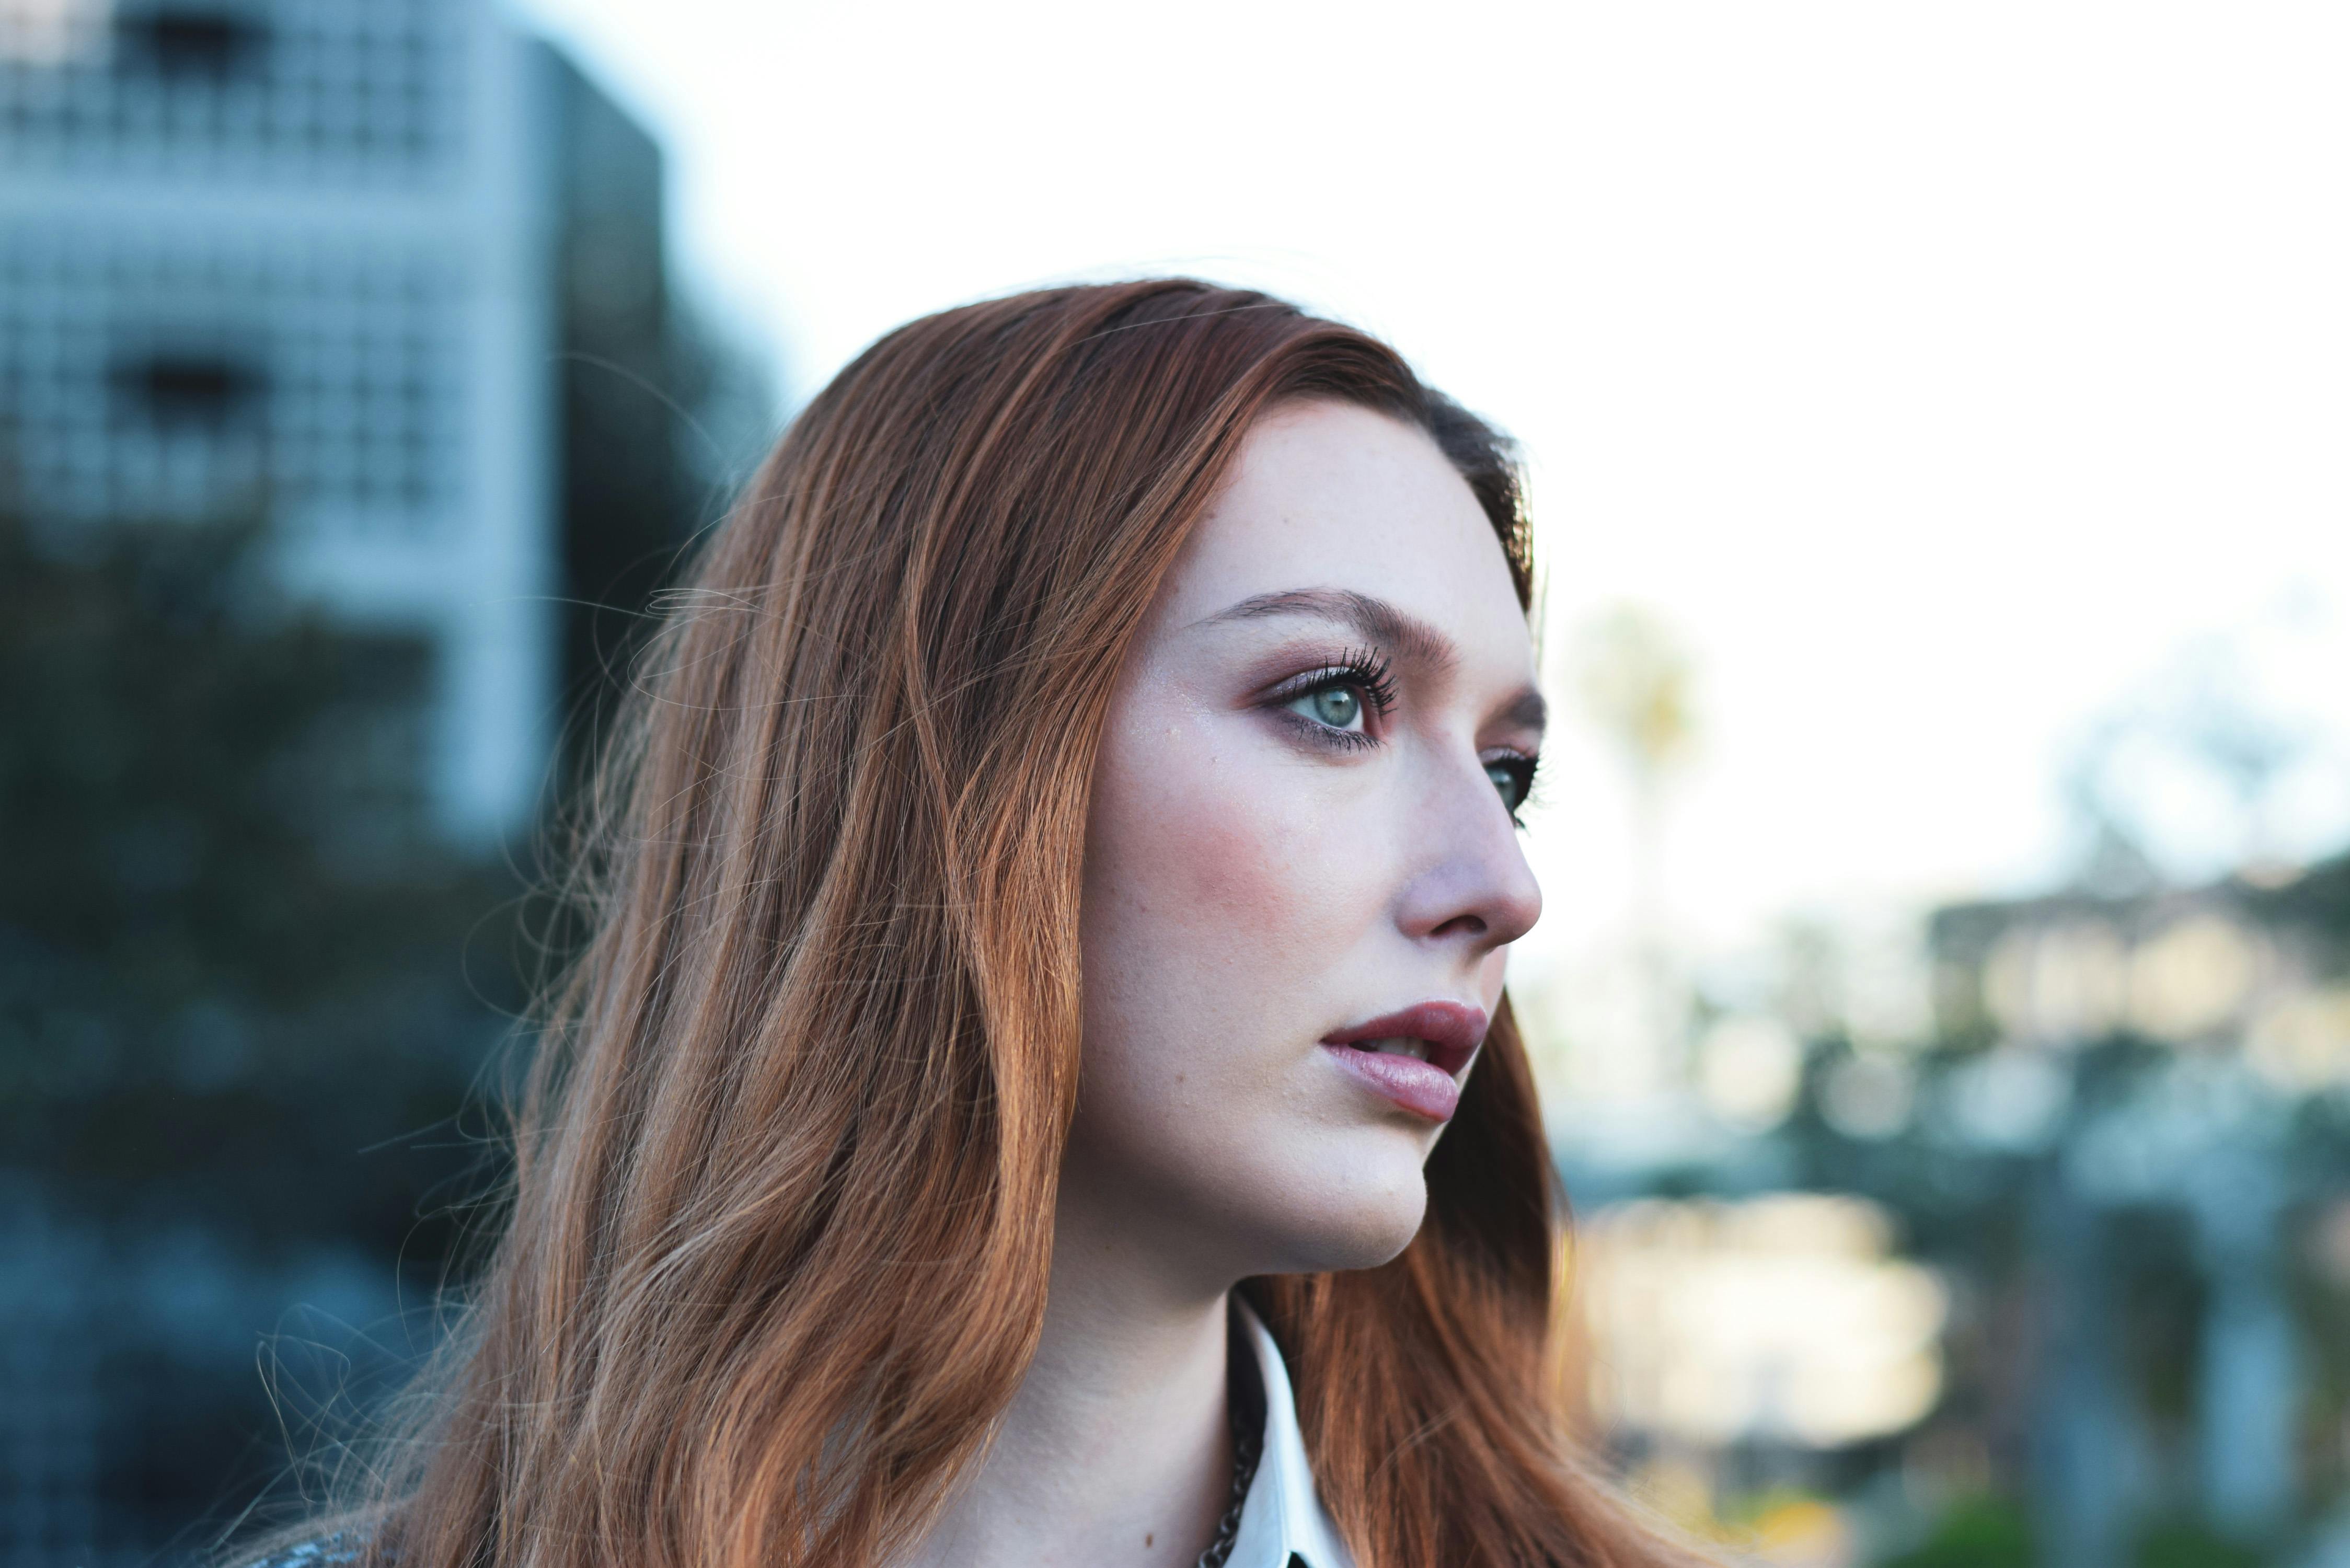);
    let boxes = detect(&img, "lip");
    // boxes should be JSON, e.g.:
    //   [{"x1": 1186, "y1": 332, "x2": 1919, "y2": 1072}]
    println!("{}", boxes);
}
[{"x1": 1318, "y1": 1000, "x2": 1489, "y2": 1122}]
